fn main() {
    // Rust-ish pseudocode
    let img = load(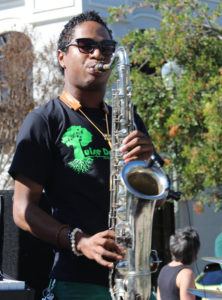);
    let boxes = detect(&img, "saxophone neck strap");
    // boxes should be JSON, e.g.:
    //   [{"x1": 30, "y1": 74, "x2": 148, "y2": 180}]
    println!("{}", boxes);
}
[
  {"x1": 59, "y1": 89, "x2": 109, "y2": 114},
  {"x1": 59, "y1": 89, "x2": 82, "y2": 111}
]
